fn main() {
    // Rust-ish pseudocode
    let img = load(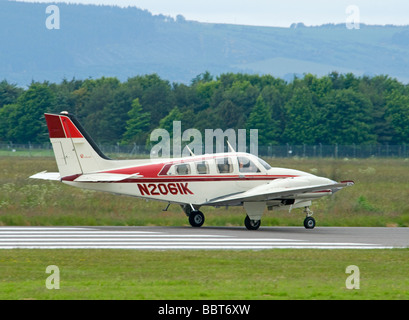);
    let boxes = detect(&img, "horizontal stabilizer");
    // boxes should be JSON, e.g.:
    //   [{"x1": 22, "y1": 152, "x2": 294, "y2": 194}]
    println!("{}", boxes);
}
[
  {"x1": 73, "y1": 173, "x2": 143, "y2": 182},
  {"x1": 30, "y1": 171, "x2": 61, "y2": 181}
]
